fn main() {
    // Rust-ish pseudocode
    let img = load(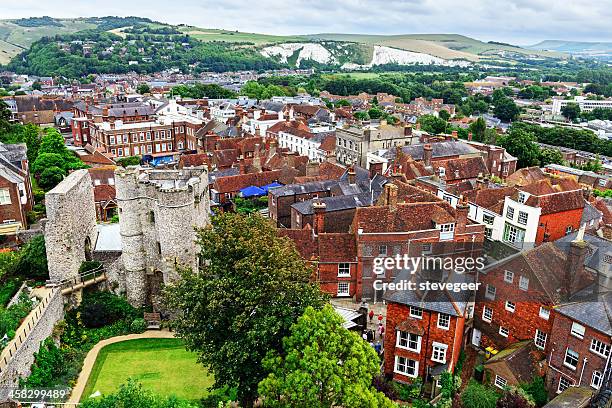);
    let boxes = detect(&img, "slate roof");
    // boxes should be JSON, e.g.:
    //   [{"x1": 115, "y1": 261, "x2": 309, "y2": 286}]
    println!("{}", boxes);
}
[
  {"x1": 270, "y1": 180, "x2": 338, "y2": 198},
  {"x1": 581, "y1": 201, "x2": 603, "y2": 225},
  {"x1": 555, "y1": 292, "x2": 612, "y2": 336},
  {"x1": 555, "y1": 232, "x2": 612, "y2": 275},
  {"x1": 384, "y1": 141, "x2": 479, "y2": 160},
  {"x1": 292, "y1": 192, "x2": 374, "y2": 215},
  {"x1": 435, "y1": 156, "x2": 489, "y2": 182},
  {"x1": 383, "y1": 270, "x2": 469, "y2": 316}
]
